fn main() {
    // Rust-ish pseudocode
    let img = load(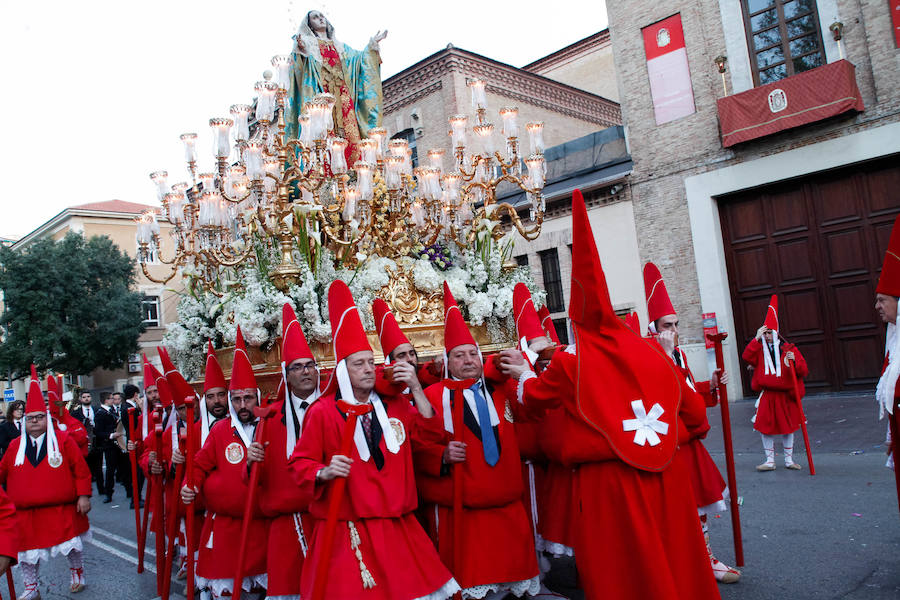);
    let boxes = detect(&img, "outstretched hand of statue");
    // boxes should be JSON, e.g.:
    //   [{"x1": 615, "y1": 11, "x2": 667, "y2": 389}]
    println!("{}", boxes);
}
[
  {"x1": 373, "y1": 29, "x2": 388, "y2": 43},
  {"x1": 295, "y1": 36, "x2": 306, "y2": 53}
]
